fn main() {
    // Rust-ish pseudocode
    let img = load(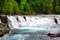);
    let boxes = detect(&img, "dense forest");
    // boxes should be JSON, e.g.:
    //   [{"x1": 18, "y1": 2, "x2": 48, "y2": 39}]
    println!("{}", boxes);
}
[{"x1": 0, "y1": 0, "x2": 60, "y2": 15}]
